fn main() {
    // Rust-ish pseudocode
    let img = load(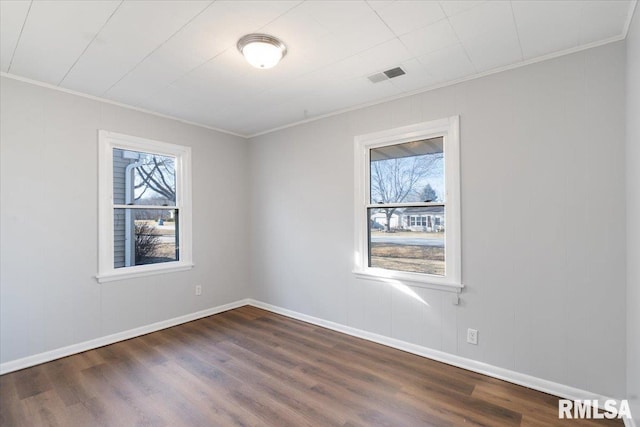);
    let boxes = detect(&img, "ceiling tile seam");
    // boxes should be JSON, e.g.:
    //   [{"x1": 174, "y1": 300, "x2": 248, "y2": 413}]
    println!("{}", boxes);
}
[
  {"x1": 342, "y1": 37, "x2": 406, "y2": 76},
  {"x1": 509, "y1": 1, "x2": 525, "y2": 62},
  {"x1": 623, "y1": 0, "x2": 639, "y2": 38},
  {"x1": 1, "y1": 29, "x2": 627, "y2": 140},
  {"x1": 401, "y1": 15, "x2": 455, "y2": 39},
  {"x1": 223, "y1": 2, "x2": 403, "y2": 109},
  {"x1": 2, "y1": 0, "x2": 631, "y2": 141},
  {"x1": 192, "y1": 0, "x2": 406, "y2": 113},
  {"x1": 365, "y1": 0, "x2": 398, "y2": 37},
  {"x1": 385, "y1": 15, "x2": 456, "y2": 64},
  {"x1": 366, "y1": 0, "x2": 460, "y2": 40},
  {"x1": 256, "y1": 0, "x2": 305, "y2": 32},
  {"x1": 363, "y1": 0, "x2": 427, "y2": 84},
  {"x1": 247, "y1": 33, "x2": 627, "y2": 139},
  {"x1": 136, "y1": 1, "x2": 303, "y2": 107},
  {"x1": 577, "y1": 3, "x2": 587, "y2": 46},
  {"x1": 437, "y1": 0, "x2": 449, "y2": 18},
  {"x1": 438, "y1": 0, "x2": 485, "y2": 19},
  {"x1": 102, "y1": 0, "x2": 215, "y2": 97},
  {"x1": 0, "y1": 71, "x2": 248, "y2": 139},
  {"x1": 57, "y1": 0, "x2": 124, "y2": 86},
  {"x1": 254, "y1": 34, "x2": 402, "y2": 101},
  {"x1": 141, "y1": 44, "x2": 235, "y2": 108},
  {"x1": 6, "y1": 0, "x2": 33, "y2": 74},
  {"x1": 438, "y1": 4, "x2": 478, "y2": 75}
]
